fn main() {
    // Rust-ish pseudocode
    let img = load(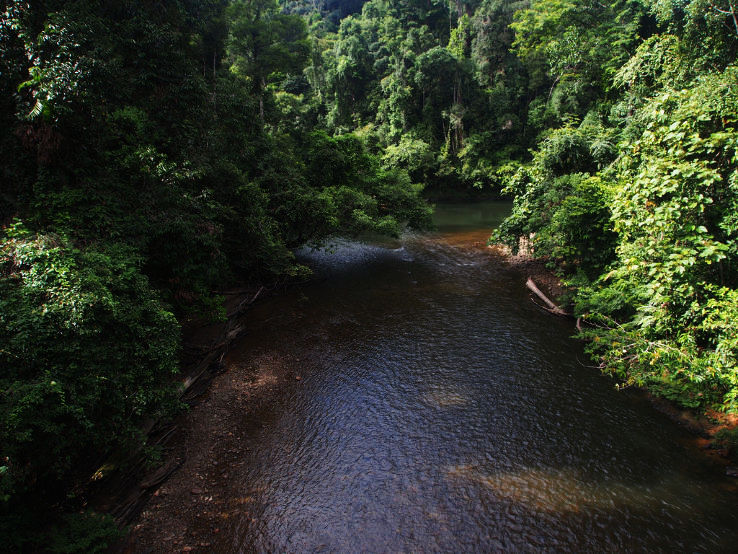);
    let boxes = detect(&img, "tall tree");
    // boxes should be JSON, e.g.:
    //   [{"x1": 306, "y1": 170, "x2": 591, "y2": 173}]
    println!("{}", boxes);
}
[{"x1": 227, "y1": 0, "x2": 310, "y2": 120}]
